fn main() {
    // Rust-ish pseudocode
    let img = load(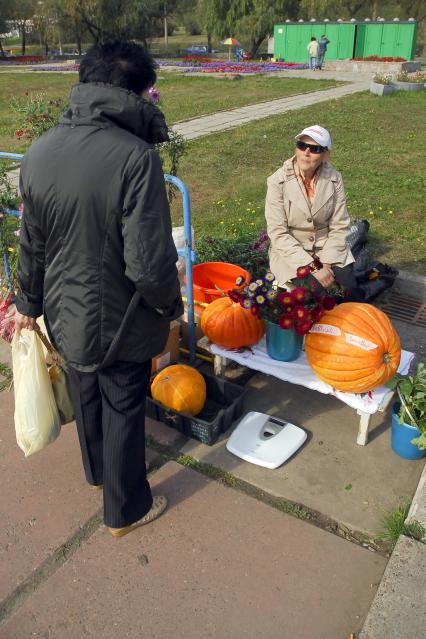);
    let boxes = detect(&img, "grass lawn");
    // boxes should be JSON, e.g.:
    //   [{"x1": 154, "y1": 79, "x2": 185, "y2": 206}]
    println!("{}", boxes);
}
[
  {"x1": 0, "y1": 72, "x2": 340, "y2": 151},
  {"x1": 171, "y1": 90, "x2": 426, "y2": 275}
]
